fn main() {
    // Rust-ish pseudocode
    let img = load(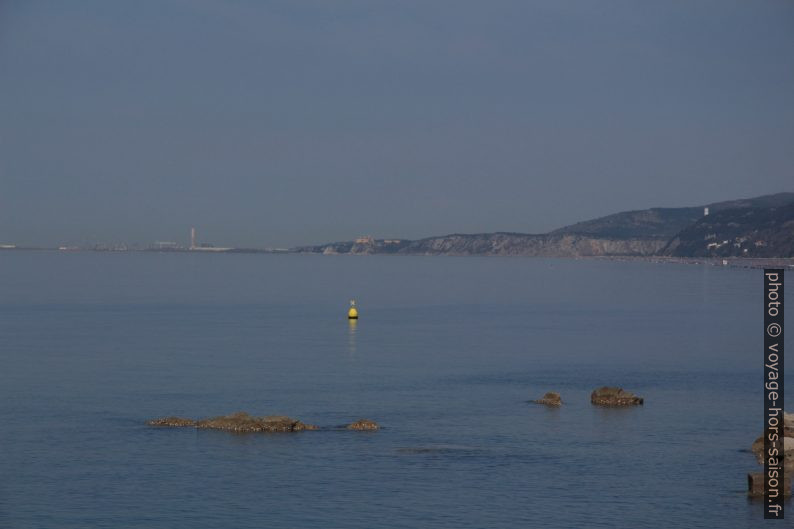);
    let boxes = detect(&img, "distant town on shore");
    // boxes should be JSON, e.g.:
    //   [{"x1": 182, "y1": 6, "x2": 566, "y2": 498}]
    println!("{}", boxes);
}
[{"x1": 3, "y1": 192, "x2": 794, "y2": 260}]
